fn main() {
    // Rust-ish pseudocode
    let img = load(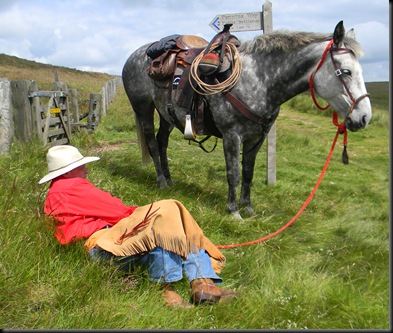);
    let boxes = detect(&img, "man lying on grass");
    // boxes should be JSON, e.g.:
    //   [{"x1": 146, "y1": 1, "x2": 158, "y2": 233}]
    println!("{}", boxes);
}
[{"x1": 38, "y1": 144, "x2": 236, "y2": 308}]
